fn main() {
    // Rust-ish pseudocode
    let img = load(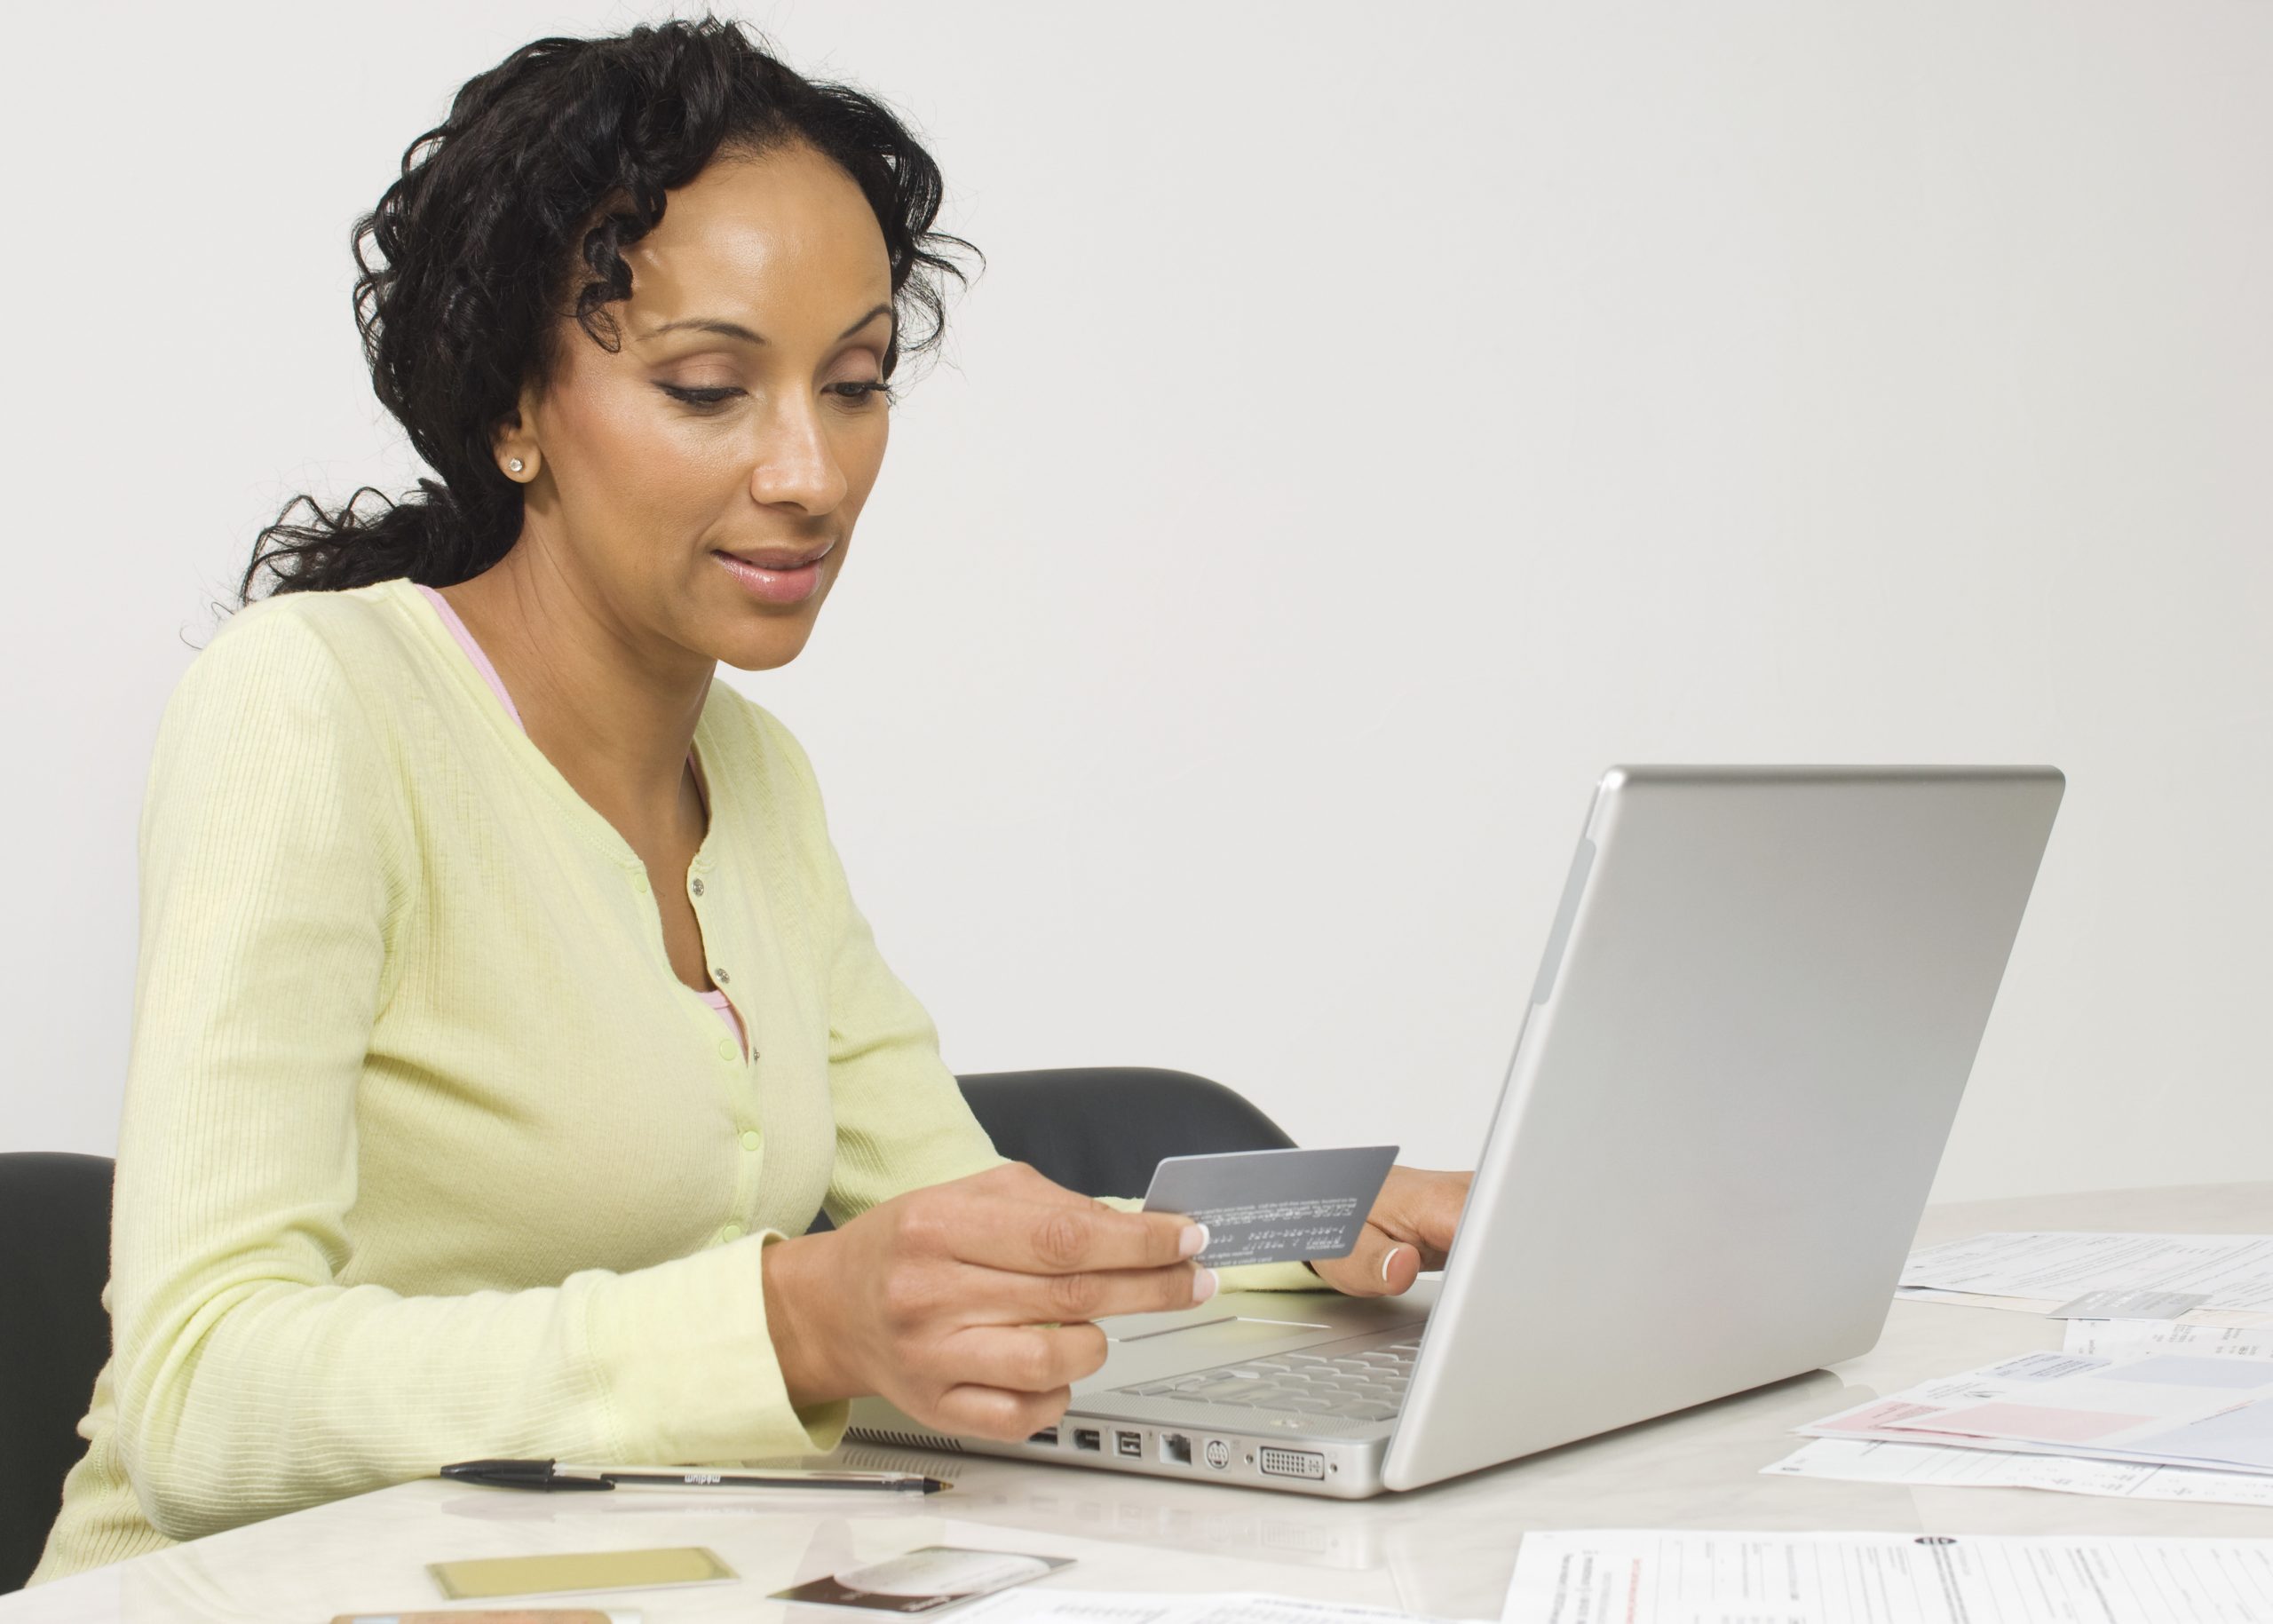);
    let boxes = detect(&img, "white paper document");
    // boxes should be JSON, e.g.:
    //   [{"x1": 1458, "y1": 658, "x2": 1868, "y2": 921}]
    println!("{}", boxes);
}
[
  {"x1": 1501, "y1": 1530, "x2": 2273, "y2": 1623},
  {"x1": 958, "y1": 1591, "x2": 1475, "y2": 1624},
  {"x1": 1897, "y1": 1284, "x2": 2272, "y2": 1326},
  {"x1": 2063, "y1": 1319, "x2": 2273, "y2": 1359},
  {"x1": 1765, "y1": 1436, "x2": 2273, "y2": 1507},
  {"x1": 1779, "y1": 1303, "x2": 2273, "y2": 1506},
  {"x1": 1800, "y1": 1349, "x2": 2273, "y2": 1474},
  {"x1": 1900, "y1": 1232, "x2": 2273, "y2": 1320}
]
